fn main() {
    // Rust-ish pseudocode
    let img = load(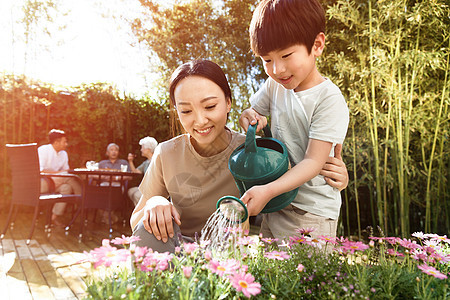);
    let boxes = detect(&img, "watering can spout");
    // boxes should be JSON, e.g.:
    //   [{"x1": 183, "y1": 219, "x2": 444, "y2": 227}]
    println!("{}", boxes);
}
[{"x1": 216, "y1": 196, "x2": 248, "y2": 223}]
